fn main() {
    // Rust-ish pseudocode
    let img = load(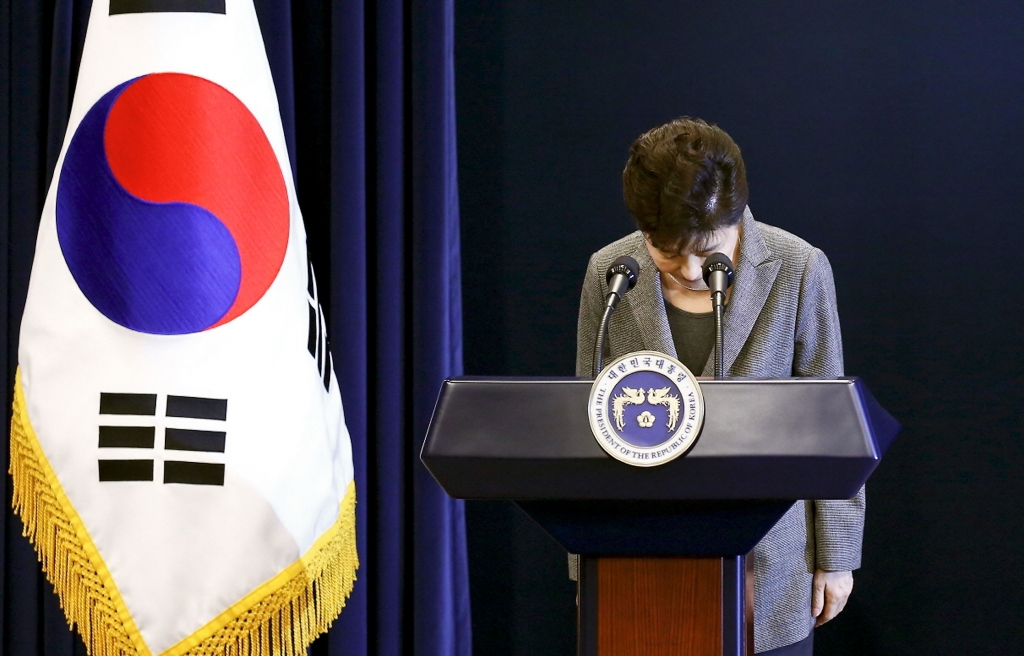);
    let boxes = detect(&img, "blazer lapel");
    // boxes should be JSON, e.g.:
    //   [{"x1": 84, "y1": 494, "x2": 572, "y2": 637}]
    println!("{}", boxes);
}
[
  {"x1": 625, "y1": 238, "x2": 677, "y2": 358},
  {"x1": 700, "y1": 208, "x2": 781, "y2": 377}
]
